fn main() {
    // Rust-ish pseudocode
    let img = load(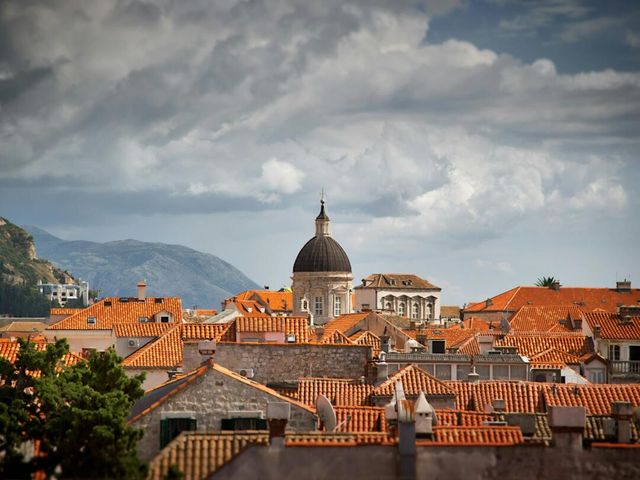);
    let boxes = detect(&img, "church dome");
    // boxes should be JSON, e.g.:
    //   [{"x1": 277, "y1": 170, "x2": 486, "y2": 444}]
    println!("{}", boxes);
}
[
  {"x1": 293, "y1": 236, "x2": 352, "y2": 273},
  {"x1": 292, "y1": 200, "x2": 352, "y2": 273}
]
